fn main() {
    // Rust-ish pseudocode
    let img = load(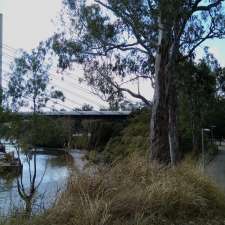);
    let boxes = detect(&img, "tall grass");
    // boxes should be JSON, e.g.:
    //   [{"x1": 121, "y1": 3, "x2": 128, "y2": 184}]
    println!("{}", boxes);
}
[{"x1": 2, "y1": 154, "x2": 225, "y2": 225}]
